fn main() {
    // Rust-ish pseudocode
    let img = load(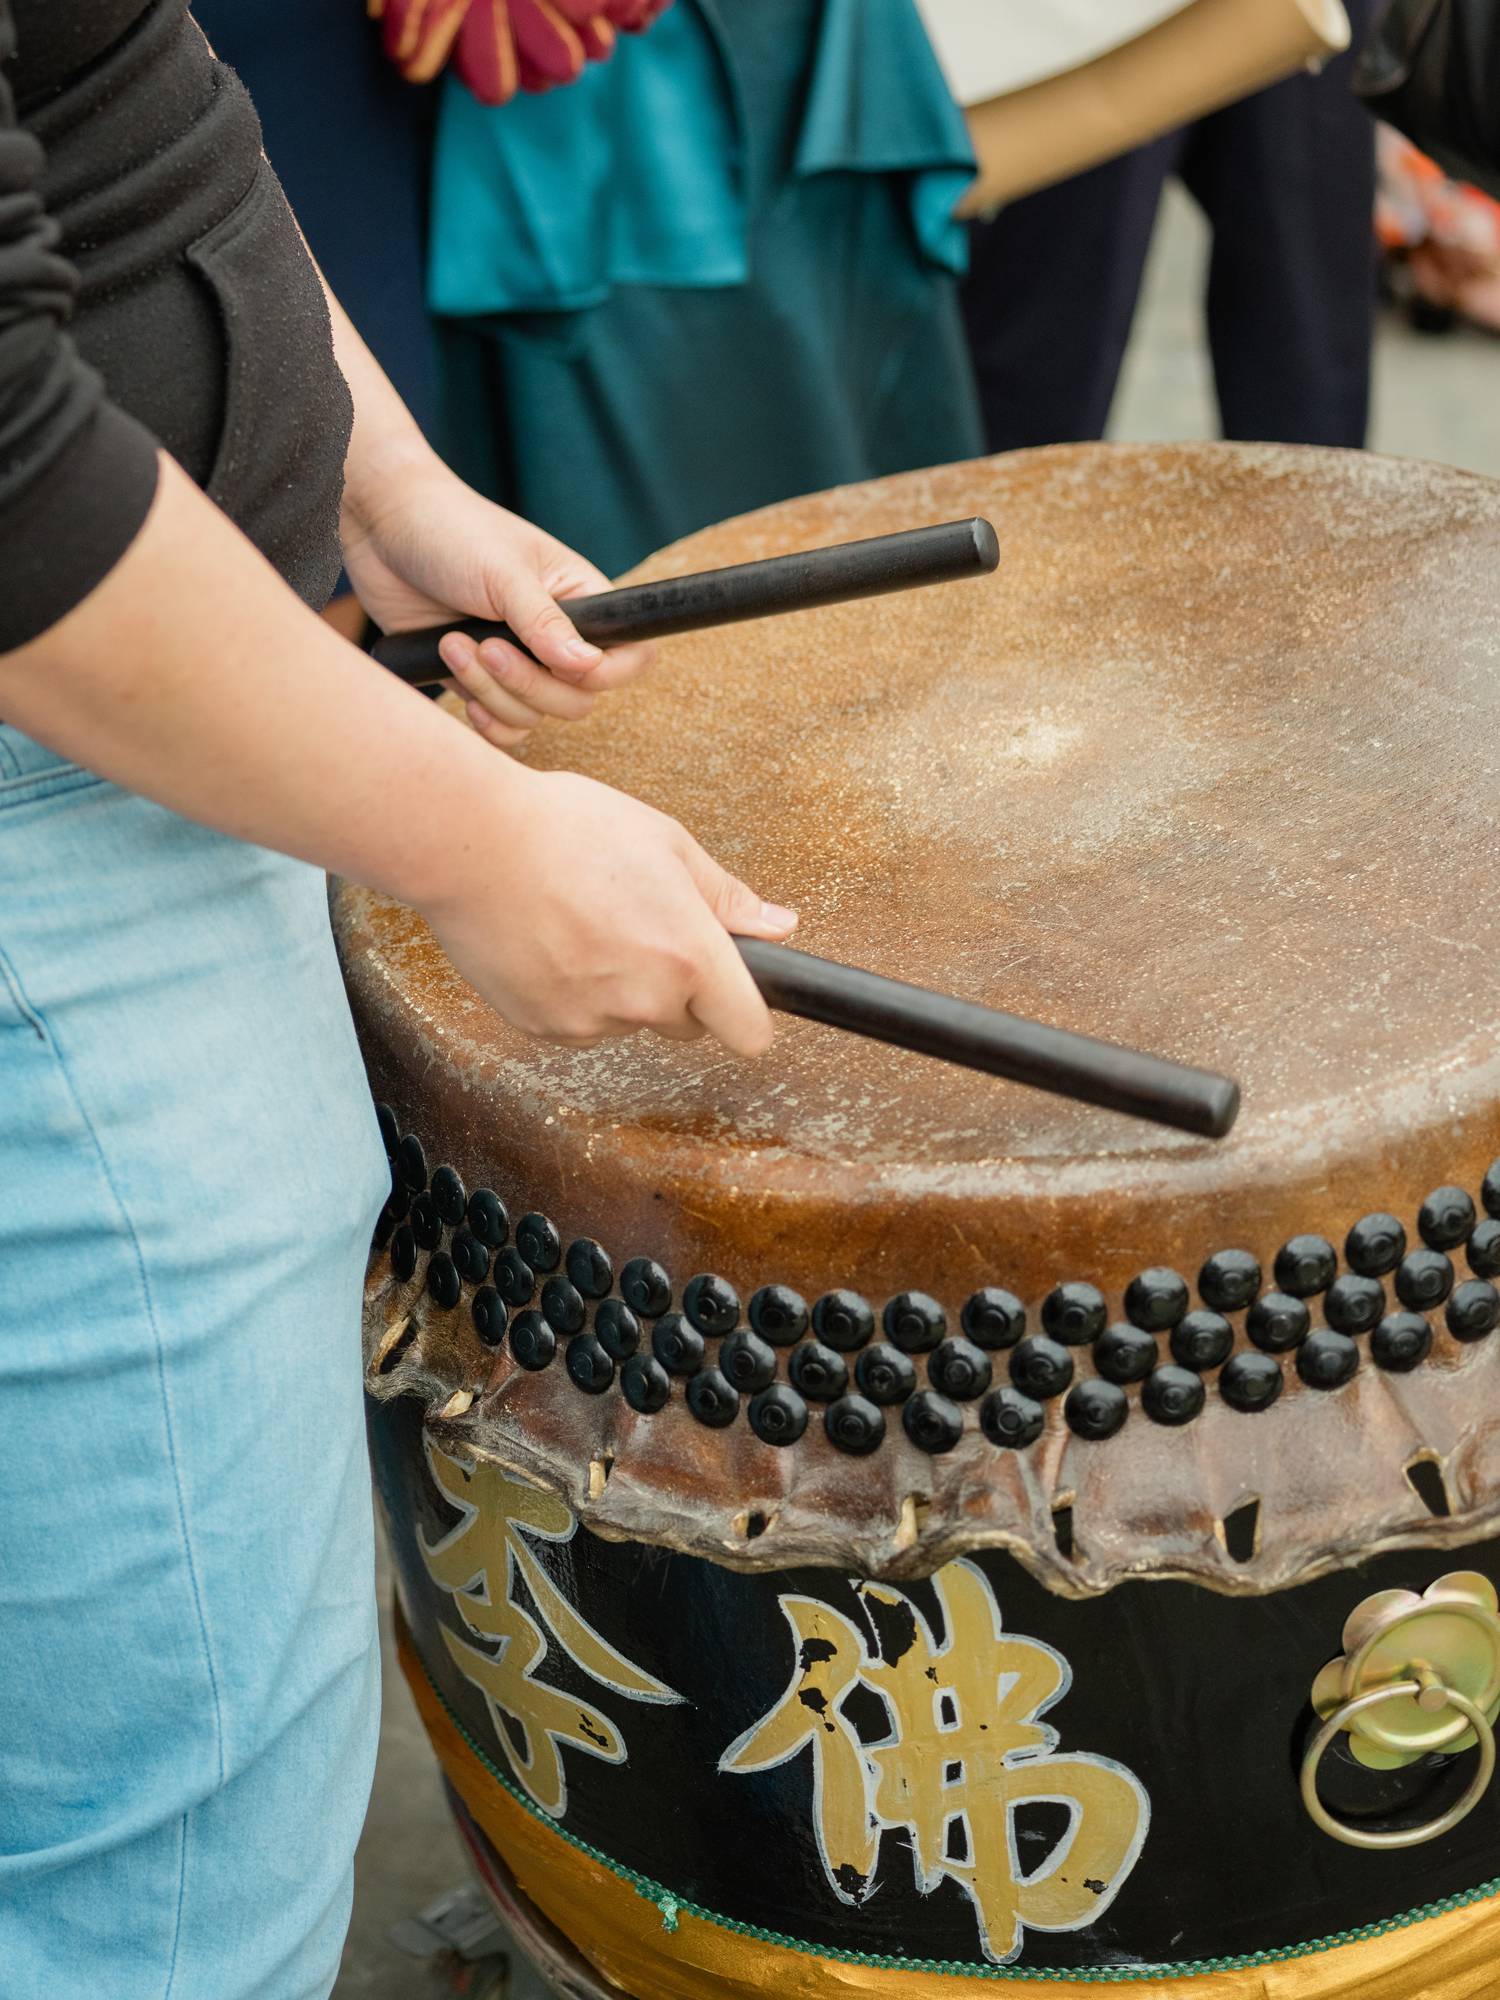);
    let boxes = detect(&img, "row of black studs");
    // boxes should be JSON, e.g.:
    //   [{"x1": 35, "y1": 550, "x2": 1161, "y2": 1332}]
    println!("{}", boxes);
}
[{"x1": 372, "y1": 1109, "x2": 1500, "y2": 1455}]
